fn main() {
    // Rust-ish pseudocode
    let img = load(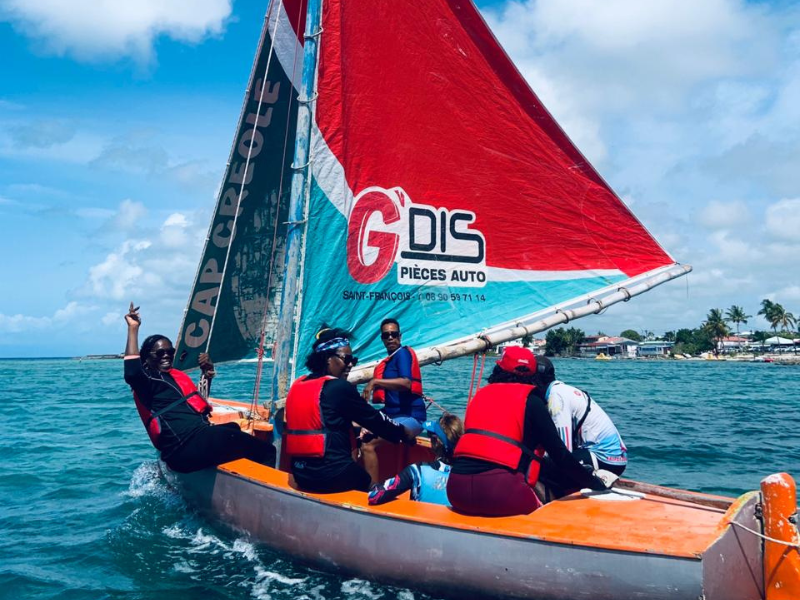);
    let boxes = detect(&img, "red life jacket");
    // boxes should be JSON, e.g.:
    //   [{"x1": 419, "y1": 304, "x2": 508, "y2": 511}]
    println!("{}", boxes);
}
[
  {"x1": 133, "y1": 368, "x2": 212, "y2": 450},
  {"x1": 454, "y1": 383, "x2": 545, "y2": 486},
  {"x1": 372, "y1": 346, "x2": 423, "y2": 402},
  {"x1": 284, "y1": 375, "x2": 336, "y2": 457}
]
